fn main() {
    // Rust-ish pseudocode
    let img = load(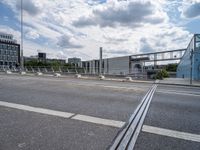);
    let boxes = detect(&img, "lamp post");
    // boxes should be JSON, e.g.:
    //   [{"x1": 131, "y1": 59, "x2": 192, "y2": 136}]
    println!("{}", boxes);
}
[
  {"x1": 20, "y1": 0, "x2": 24, "y2": 71},
  {"x1": 99, "y1": 47, "x2": 102, "y2": 75},
  {"x1": 190, "y1": 49, "x2": 193, "y2": 85}
]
